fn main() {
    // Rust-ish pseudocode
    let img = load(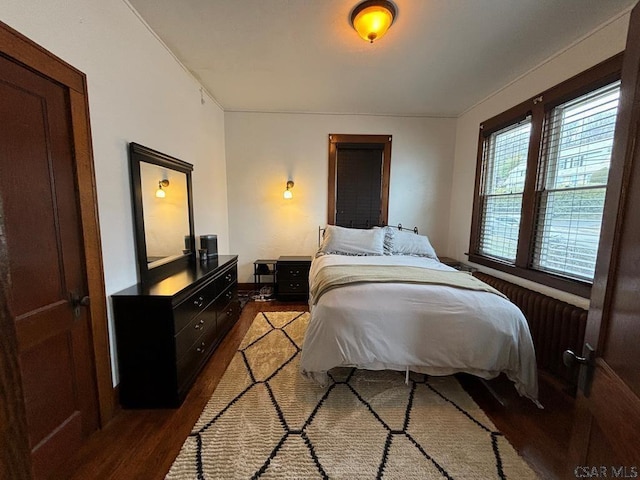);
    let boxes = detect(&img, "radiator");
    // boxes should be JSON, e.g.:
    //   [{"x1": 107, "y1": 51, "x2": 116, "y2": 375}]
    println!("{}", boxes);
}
[{"x1": 473, "y1": 272, "x2": 588, "y2": 389}]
